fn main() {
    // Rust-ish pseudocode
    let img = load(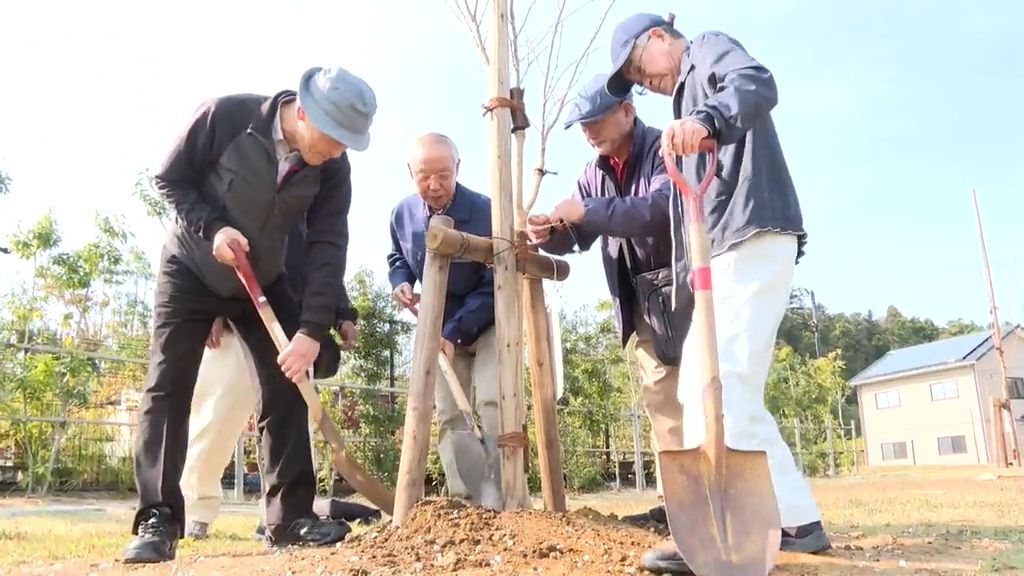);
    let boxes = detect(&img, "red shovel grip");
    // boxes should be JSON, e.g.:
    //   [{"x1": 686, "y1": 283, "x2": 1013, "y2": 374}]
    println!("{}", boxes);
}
[
  {"x1": 228, "y1": 241, "x2": 261, "y2": 303},
  {"x1": 662, "y1": 138, "x2": 718, "y2": 203}
]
